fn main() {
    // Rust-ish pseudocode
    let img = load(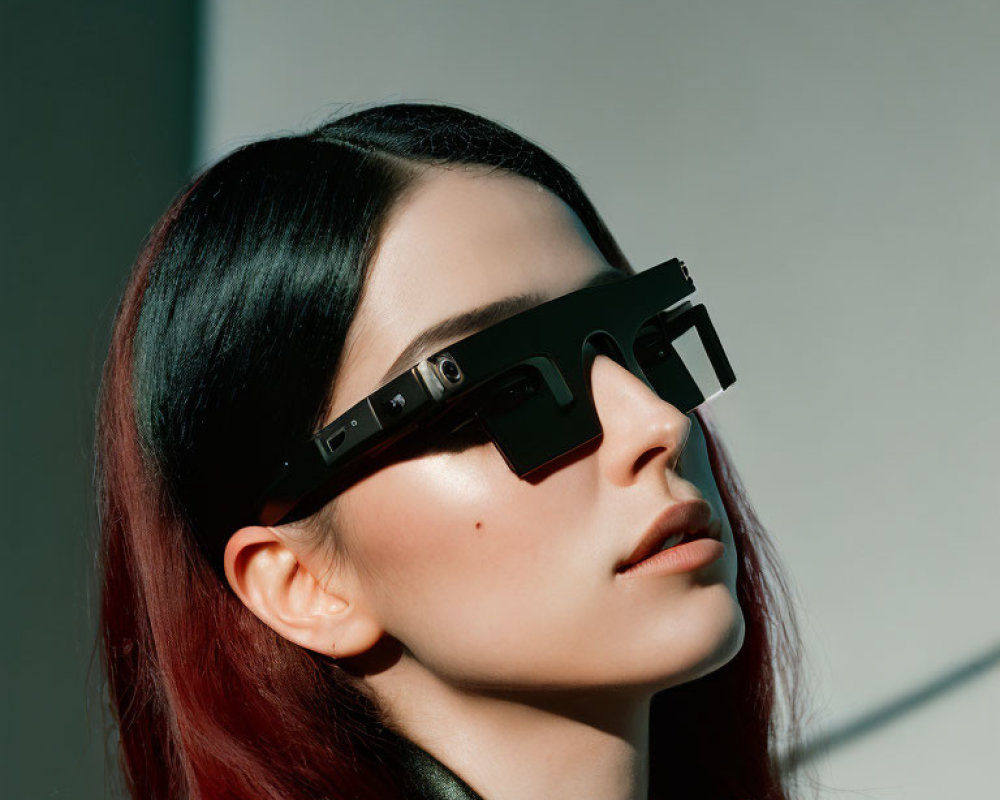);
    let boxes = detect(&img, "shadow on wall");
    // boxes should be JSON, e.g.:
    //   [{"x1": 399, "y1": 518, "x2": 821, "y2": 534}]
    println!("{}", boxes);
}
[{"x1": 779, "y1": 639, "x2": 1000, "y2": 774}]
